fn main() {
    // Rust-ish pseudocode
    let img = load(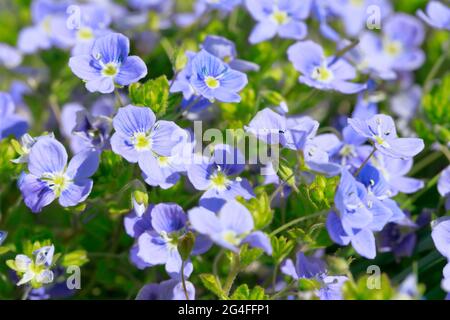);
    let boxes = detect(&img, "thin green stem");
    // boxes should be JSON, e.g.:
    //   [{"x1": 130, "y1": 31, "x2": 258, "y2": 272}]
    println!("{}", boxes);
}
[
  {"x1": 424, "y1": 41, "x2": 449, "y2": 93},
  {"x1": 401, "y1": 172, "x2": 441, "y2": 209},
  {"x1": 181, "y1": 260, "x2": 190, "y2": 300},
  {"x1": 114, "y1": 88, "x2": 124, "y2": 108},
  {"x1": 353, "y1": 147, "x2": 376, "y2": 177},
  {"x1": 213, "y1": 249, "x2": 224, "y2": 277},
  {"x1": 21, "y1": 286, "x2": 32, "y2": 300},
  {"x1": 270, "y1": 281, "x2": 296, "y2": 300},
  {"x1": 410, "y1": 151, "x2": 443, "y2": 176},
  {"x1": 270, "y1": 210, "x2": 328, "y2": 237},
  {"x1": 272, "y1": 263, "x2": 279, "y2": 293}
]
